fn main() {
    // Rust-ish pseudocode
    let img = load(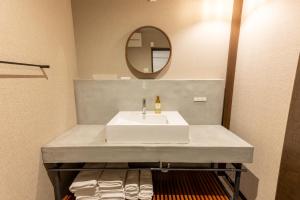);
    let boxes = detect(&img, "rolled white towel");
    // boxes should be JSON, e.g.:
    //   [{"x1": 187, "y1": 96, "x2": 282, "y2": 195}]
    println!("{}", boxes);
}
[
  {"x1": 139, "y1": 170, "x2": 153, "y2": 200},
  {"x1": 126, "y1": 194, "x2": 139, "y2": 200},
  {"x1": 139, "y1": 170, "x2": 153, "y2": 190},
  {"x1": 126, "y1": 190, "x2": 139, "y2": 195},
  {"x1": 69, "y1": 171, "x2": 101, "y2": 192},
  {"x1": 138, "y1": 191, "x2": 153, "y2": 200},
  {"x1": 125, "y1": 170, "x2": 139, "y2": 191},
  {"x1": 125, "y1": 170, "x2": 139, "y2": 200},
  {"x1": 126, "y1": 187, "x2": 139, "y2": 200},
  {"x1": 138, "y1": 191, "x2": 153, "y2": 199},
  {"x1": 126, "y1": 190, "x2": 139, "y2": 196},
  {"x1": 126, "y1": 186, "x2": 139, "y2": 192},
  {"x1": 98, "y1": 169, "x2": 127, "y2": 190},
  {"x1": 140, "y1": 185, "x2": 153, "y2": 190}
]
